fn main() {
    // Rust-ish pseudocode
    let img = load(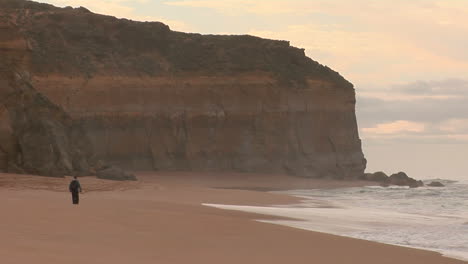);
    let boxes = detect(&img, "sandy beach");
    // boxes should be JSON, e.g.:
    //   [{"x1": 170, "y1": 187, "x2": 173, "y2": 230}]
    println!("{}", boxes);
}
[{"x1": 0, "y1": 172, "x2": 465, "y2": 264}]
